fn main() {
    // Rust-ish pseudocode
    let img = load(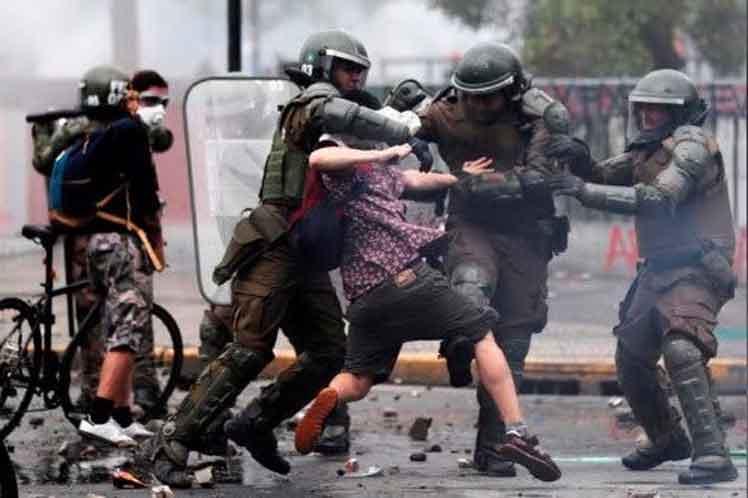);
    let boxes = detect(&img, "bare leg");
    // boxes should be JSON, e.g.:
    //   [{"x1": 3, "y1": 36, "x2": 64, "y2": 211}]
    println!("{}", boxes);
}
[
  {"x1": 329, "y1": 372, "x2": 374, "y2": 403},
  {"x1": 473, "y1": 331, "x2": 522, "y2": 425},
  {"x1": 97, "y1": 350, "x2": 135, "y2": 404},
  {"x1": 296, "y1": 372, "x2": 373, "y2": 454}
]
